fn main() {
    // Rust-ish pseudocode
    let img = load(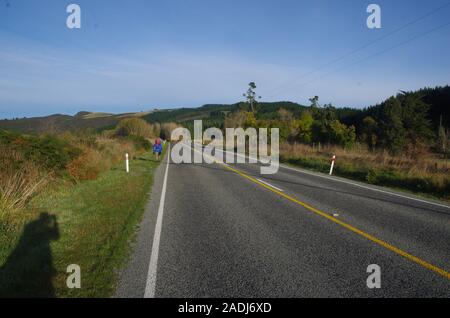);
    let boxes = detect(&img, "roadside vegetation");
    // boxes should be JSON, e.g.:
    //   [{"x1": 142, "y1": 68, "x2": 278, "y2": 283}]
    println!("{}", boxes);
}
[
  {"x1": 281, "y1": 143, "x2": 450, "y2": 200},
  {"x1": 222, "y1": 84, "x2": 450, "y2": 201},
  {"x1": 0, "y1": 118, "x2": 168, "y2": 297}
]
